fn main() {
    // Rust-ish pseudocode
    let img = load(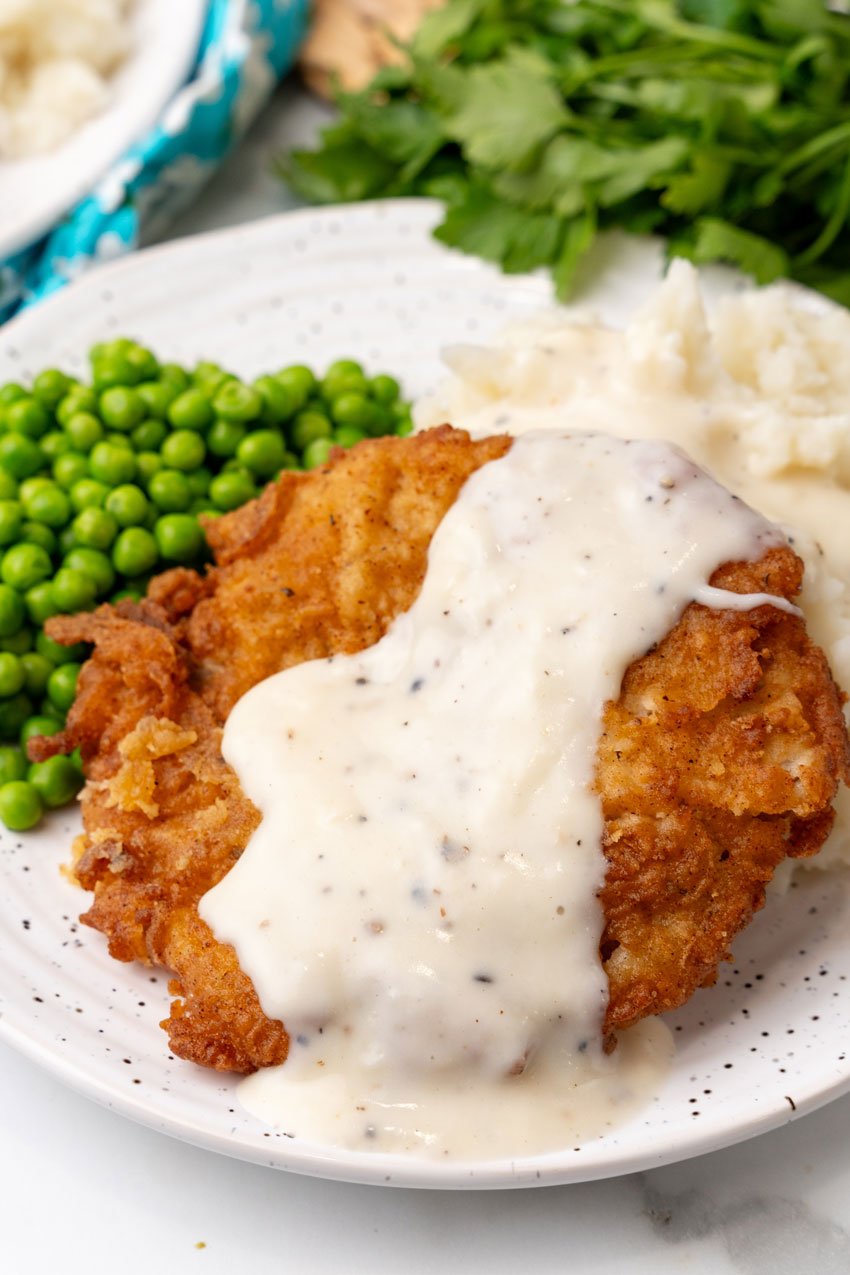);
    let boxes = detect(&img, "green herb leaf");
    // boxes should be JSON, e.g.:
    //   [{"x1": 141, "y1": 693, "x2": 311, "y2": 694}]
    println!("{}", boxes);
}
[
  {"x1": 445, "y1": 50, "x2": 569, "y2": 170},
  {"x1": 661, "y1": 153, "x2": 731, "y2": 215},
  {"x1": 680, "y1": 217, "x2": 790, "y2": 282}
]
